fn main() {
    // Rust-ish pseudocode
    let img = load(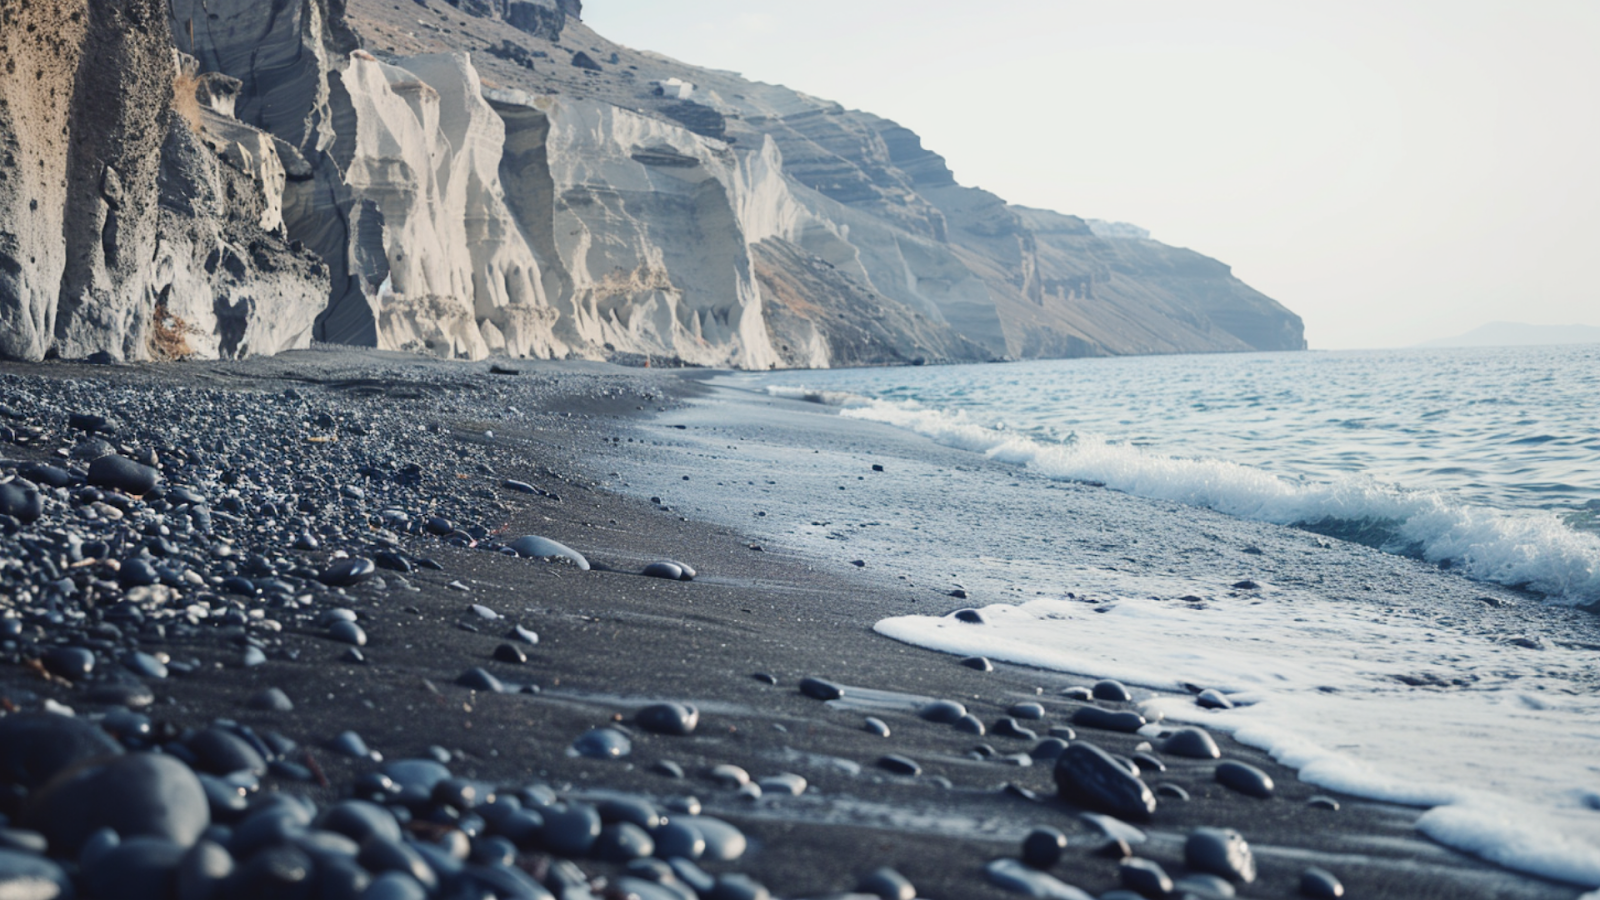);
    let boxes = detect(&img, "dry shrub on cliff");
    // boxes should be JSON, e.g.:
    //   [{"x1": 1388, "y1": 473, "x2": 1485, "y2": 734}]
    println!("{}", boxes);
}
[
  {"x1": 171, "y1": 71, "x2": 204, "y2": 135},
  {"x1": 149, "y1": 301, "x2": 197, "y2": 359}
]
